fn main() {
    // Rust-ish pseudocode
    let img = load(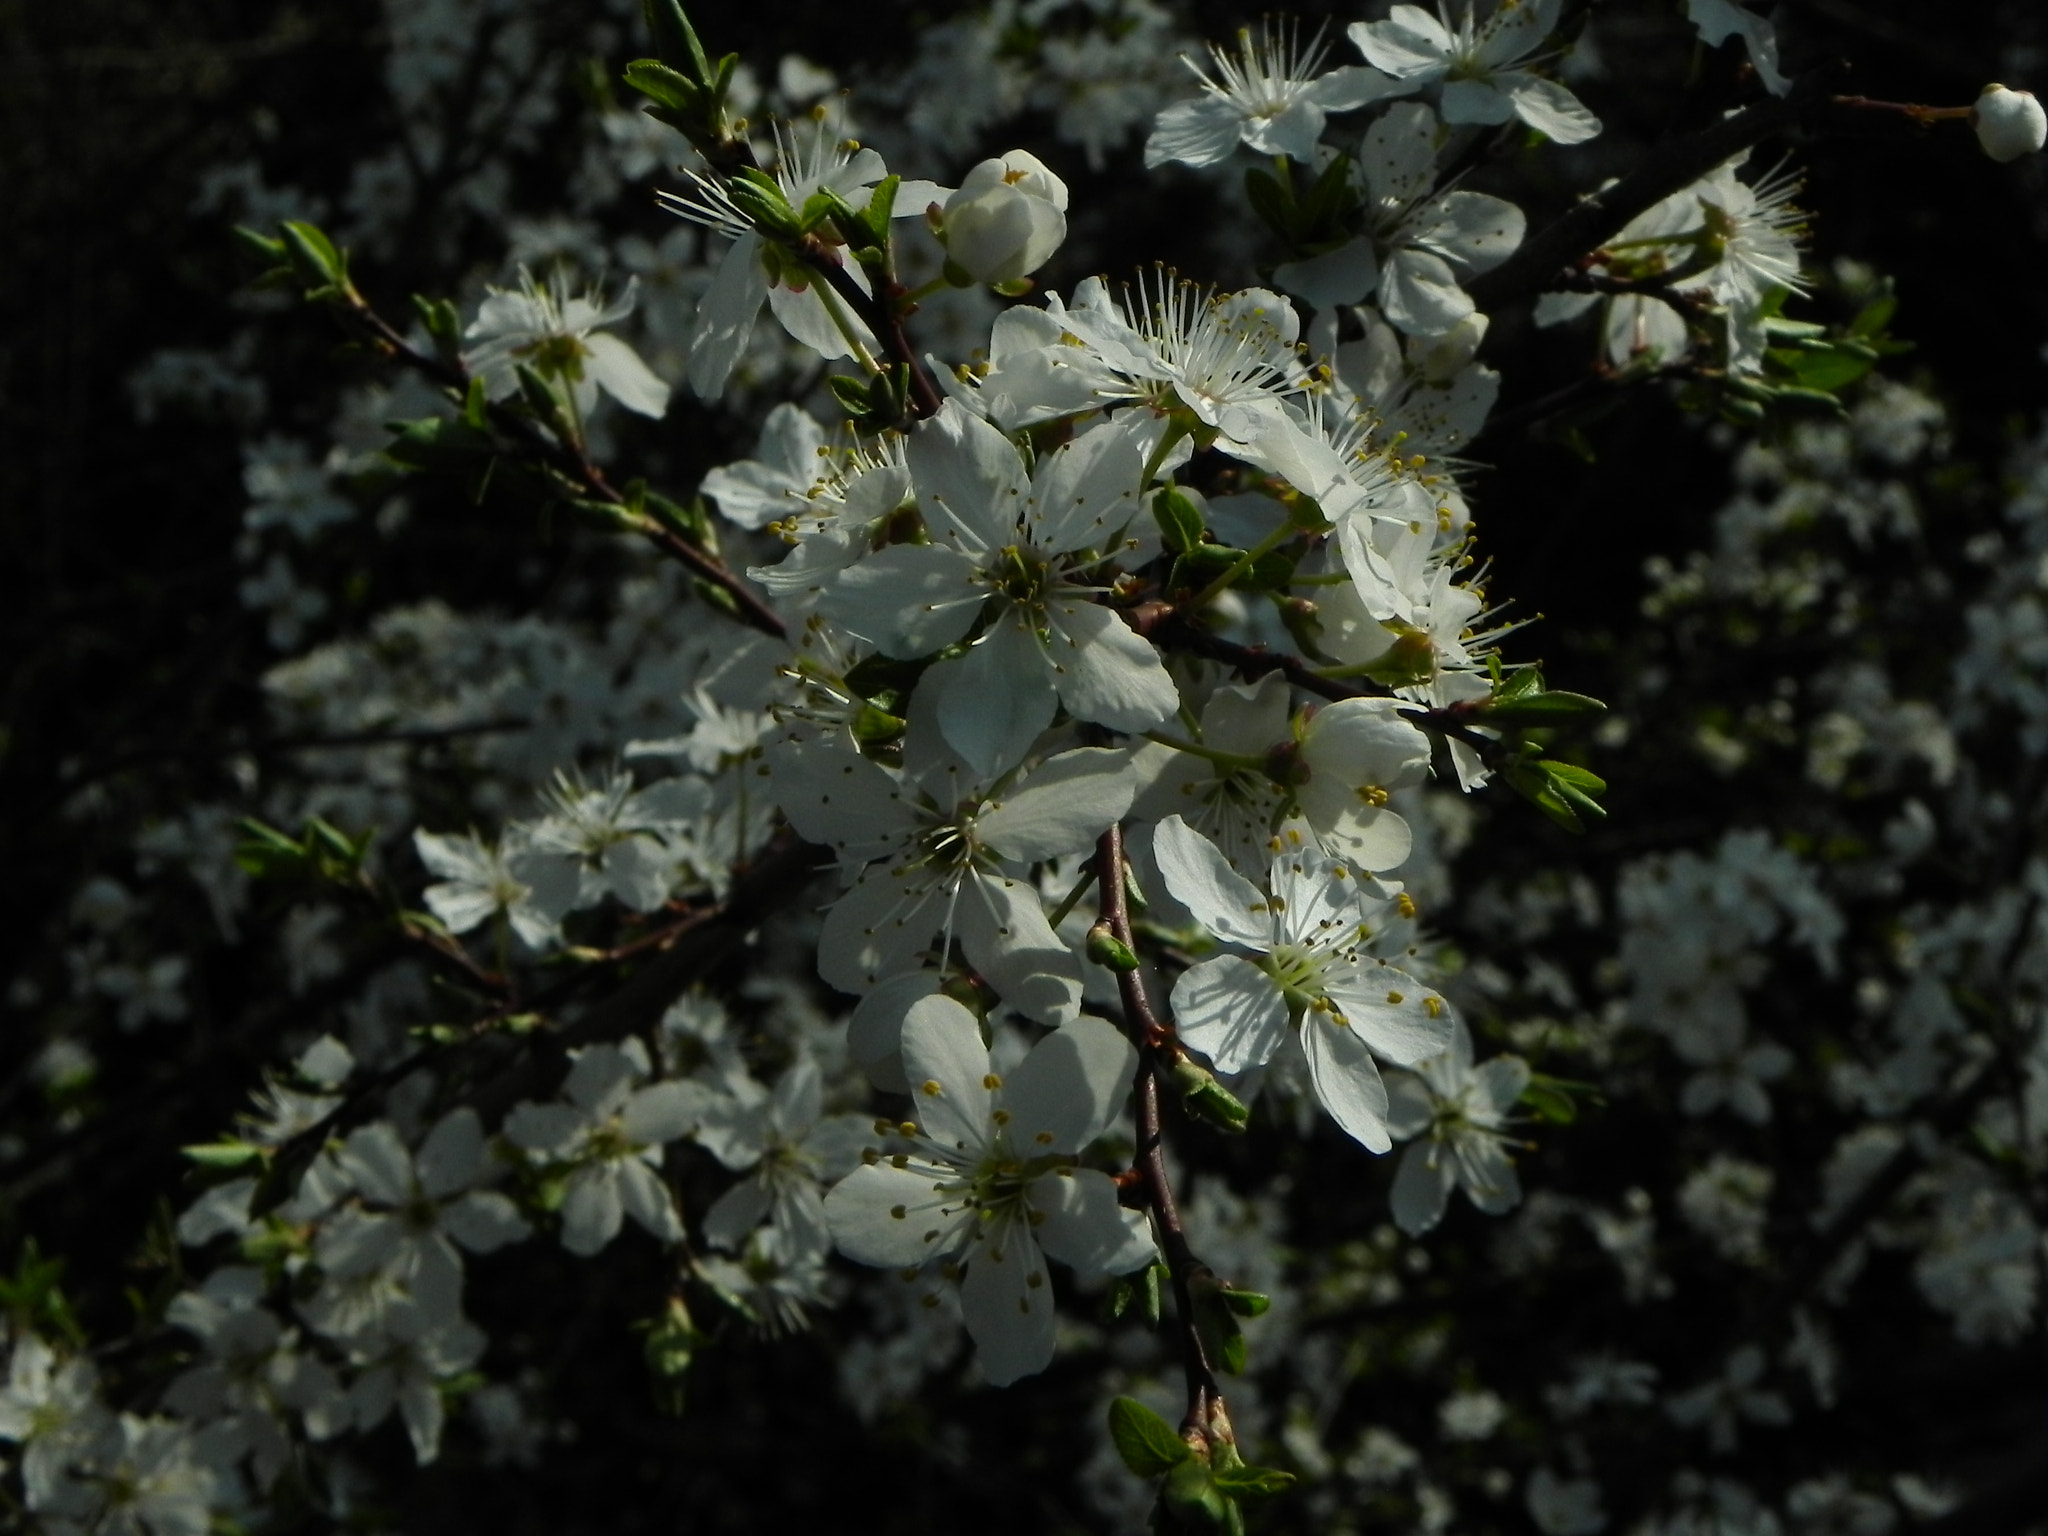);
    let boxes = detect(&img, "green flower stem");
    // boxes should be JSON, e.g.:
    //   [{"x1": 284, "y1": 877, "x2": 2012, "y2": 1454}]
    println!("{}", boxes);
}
[{"x1": 1143, "y1": 731, "x2": 1265, "y2": 773}]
